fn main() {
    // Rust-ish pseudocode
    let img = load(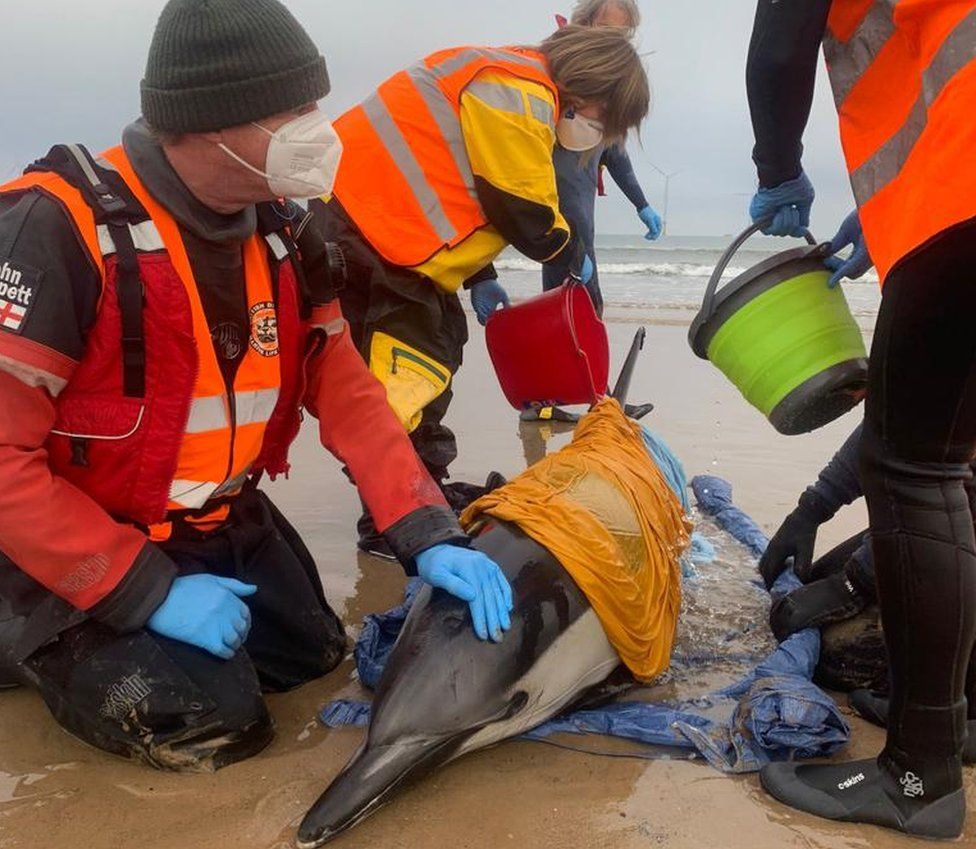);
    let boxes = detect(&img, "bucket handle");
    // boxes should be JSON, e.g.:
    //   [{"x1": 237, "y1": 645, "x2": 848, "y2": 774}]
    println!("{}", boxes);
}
[
  {"x1": 699, "y1": 218, "x2": 818, "y2": 324},
  {"x1": 563, "y1": 280, "x2": 600, "y2": 405}
]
